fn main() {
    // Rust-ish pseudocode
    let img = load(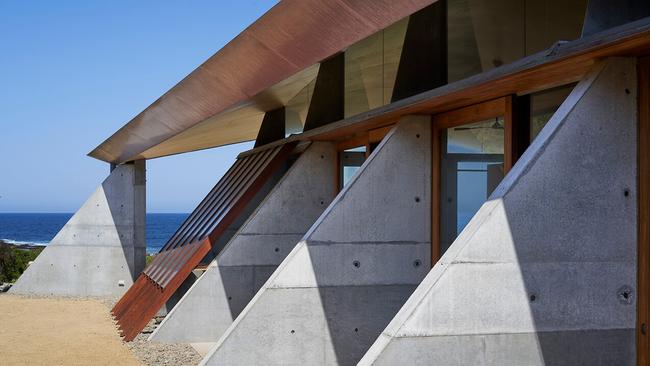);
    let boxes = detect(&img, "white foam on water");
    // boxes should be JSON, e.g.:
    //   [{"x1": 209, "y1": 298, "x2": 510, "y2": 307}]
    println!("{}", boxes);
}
[{"x1": 0, "y1": 238, "x2": 48, "y2": 246}]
